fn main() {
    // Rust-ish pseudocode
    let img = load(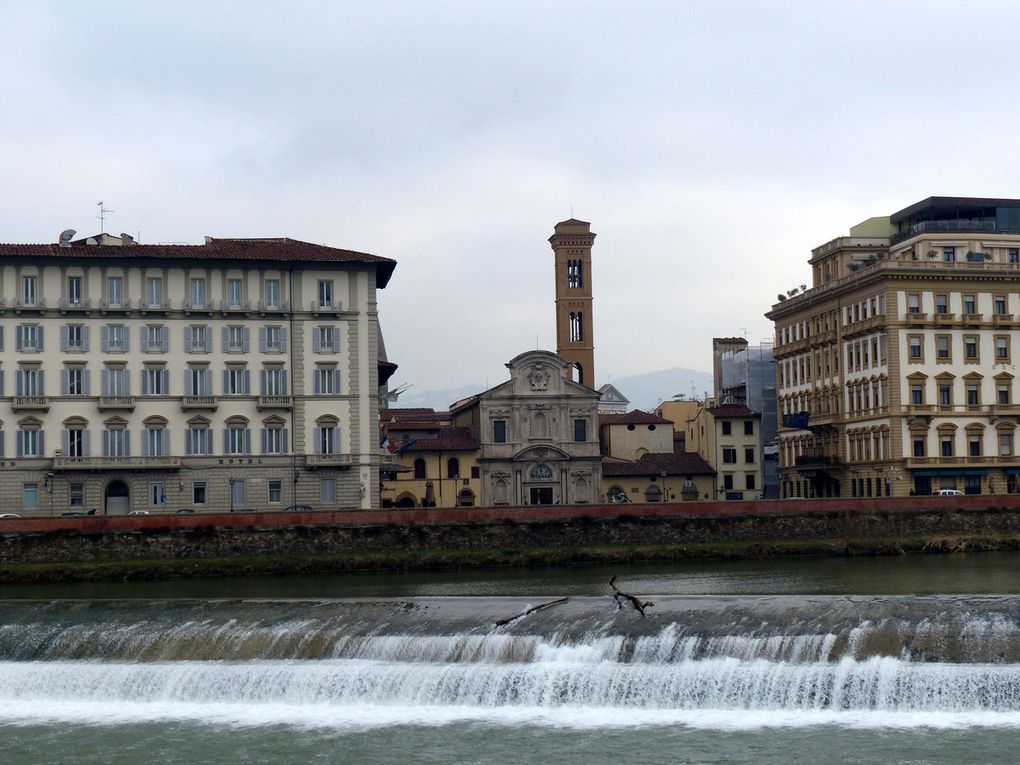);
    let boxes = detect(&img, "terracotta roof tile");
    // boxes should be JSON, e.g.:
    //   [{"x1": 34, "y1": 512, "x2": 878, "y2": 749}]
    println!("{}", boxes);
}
[
  {"x1": 403, "y1": 427, "x2": 479, "y2": 452},
  {"x1": 599, "y1": 409, "x2": 672, "y2": 426},
  {"x1": 707, "y1": 403, "x2": 757, "y2": 417},
  {"x1": 602, "y1": 452, "x2": 716, "y2": 477}
]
